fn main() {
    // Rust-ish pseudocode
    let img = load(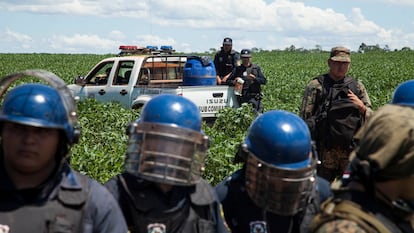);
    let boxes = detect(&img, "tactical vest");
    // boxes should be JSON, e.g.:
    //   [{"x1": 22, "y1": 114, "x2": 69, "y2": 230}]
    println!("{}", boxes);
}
[
  {"x1": 312, "y1": 75, "x2": 361, "y2": 150},
  {"x1": 215, "y1": 50, "x2": 238, "y2": 77},
  {"x1": 310, "y1": 198, "x2": 402, "y2": 233},
  {"x1": 0, "y1": 171, "x2": 89, "y2": 233},
  {"x1": 239, "y1": 64, "x2": 259, "y2": 91},
  {"x1": 221, "y1": 170, "x2": 320, "y2": 233},
  {"x1": 118, "y1": 175, "x2": 216, "y2": 233}
]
